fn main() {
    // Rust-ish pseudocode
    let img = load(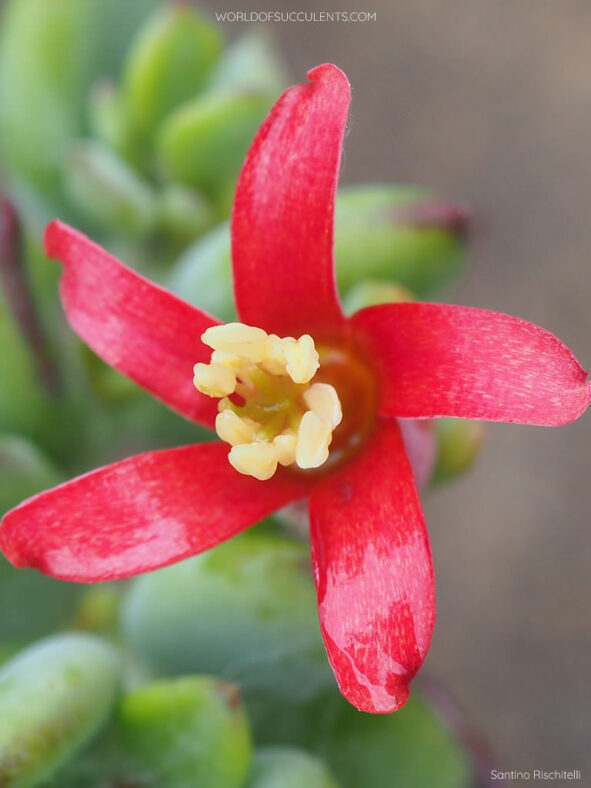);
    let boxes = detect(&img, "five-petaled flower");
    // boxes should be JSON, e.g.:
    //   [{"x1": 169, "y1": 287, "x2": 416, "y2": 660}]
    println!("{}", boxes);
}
[{"x1": 1, "y1": 64, "x2": 589, "y2": 714}]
